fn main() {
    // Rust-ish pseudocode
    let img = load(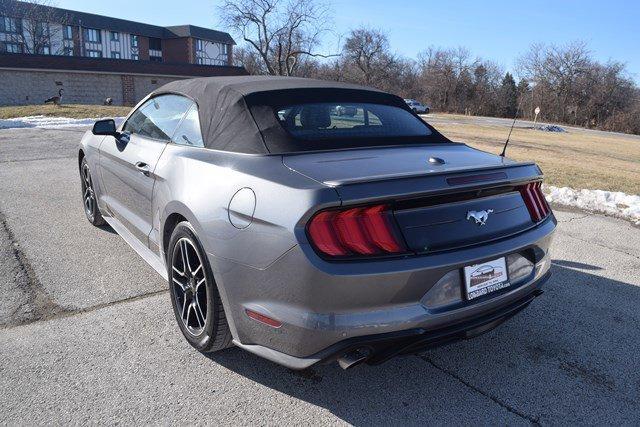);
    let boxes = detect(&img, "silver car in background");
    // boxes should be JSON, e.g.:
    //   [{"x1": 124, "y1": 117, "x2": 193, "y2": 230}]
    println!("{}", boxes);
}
[
  {"x1": 79, "y1": 76, "x2": 555, "y2": 370},
  {"x1": 404, "y1": 98, "x2": 430, "y2": 114}
]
